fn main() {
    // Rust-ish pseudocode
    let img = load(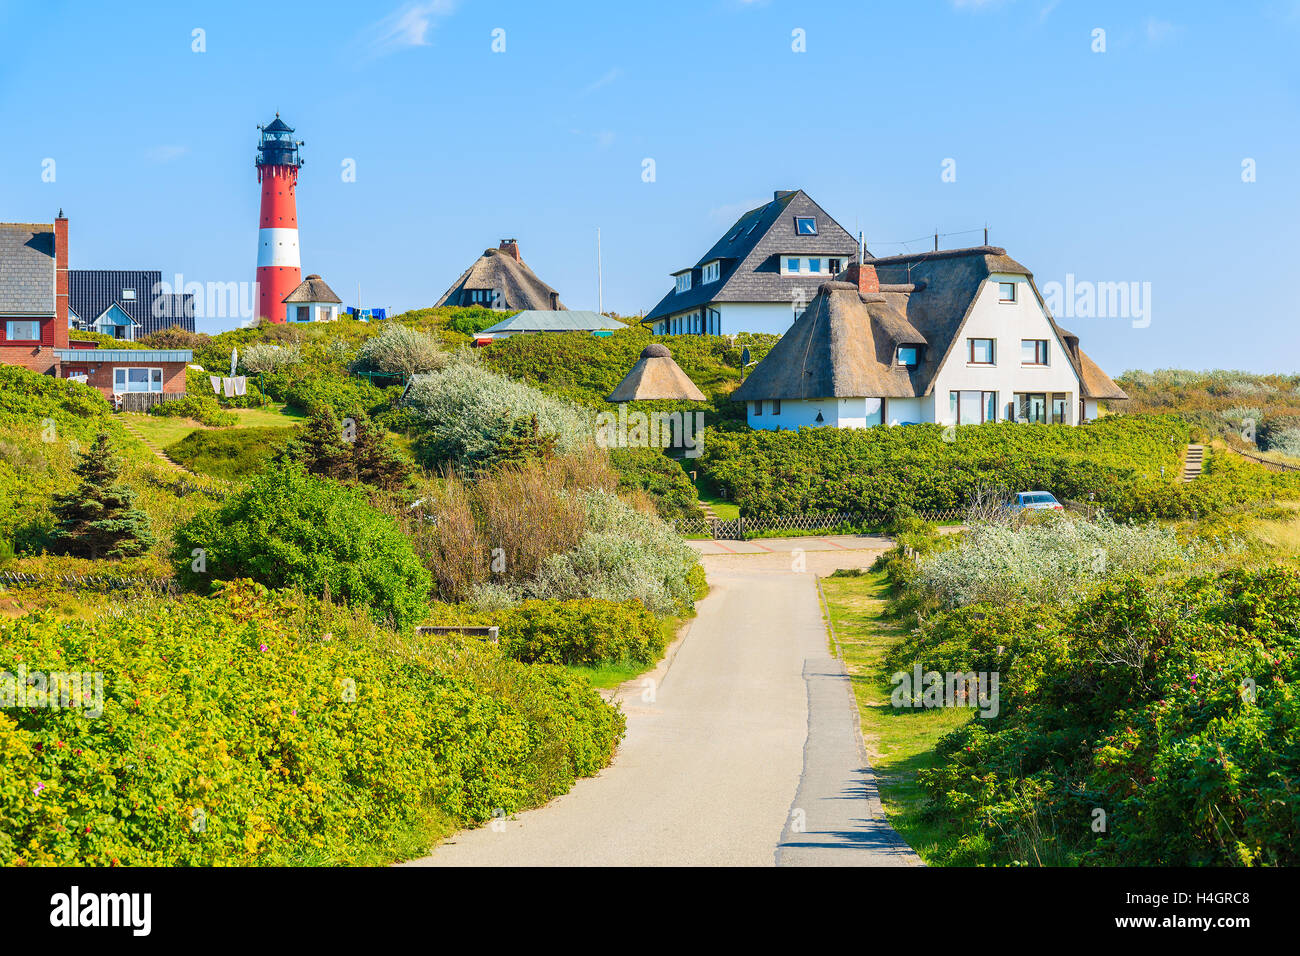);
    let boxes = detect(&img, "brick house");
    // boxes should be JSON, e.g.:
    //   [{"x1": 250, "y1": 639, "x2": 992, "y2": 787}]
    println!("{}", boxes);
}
[{"x1": 1, "y1": 214, "x2": 191, "y2": 401}]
